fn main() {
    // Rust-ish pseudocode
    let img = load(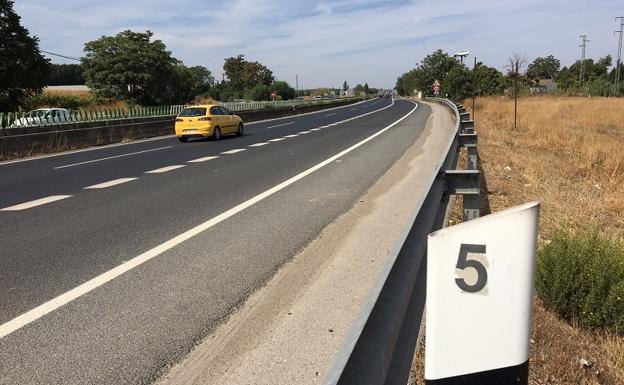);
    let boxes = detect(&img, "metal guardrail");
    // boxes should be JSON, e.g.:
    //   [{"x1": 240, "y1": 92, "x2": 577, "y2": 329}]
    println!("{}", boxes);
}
[
  {"x1": 324, "y1": 98, "x2": 480, "y2": 385},
  {"x1": 0, "y1": 98, "x2": 362, "y2": 129}
]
